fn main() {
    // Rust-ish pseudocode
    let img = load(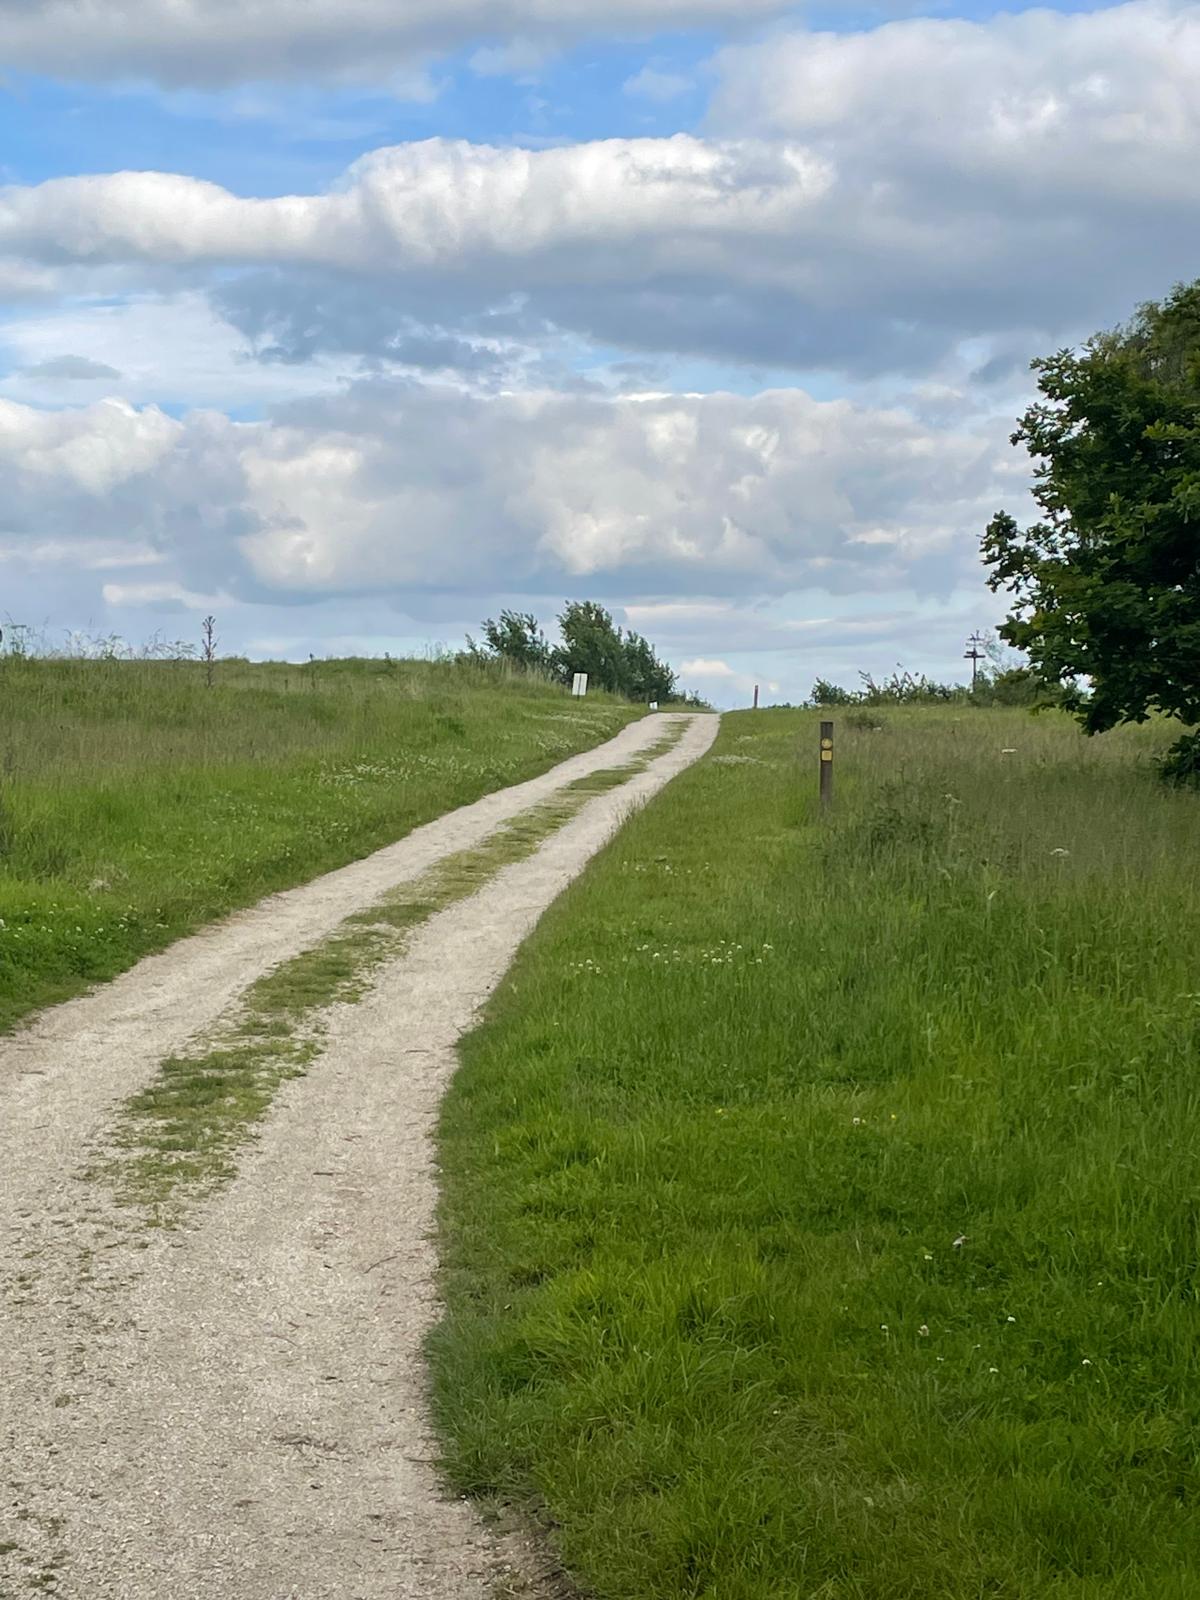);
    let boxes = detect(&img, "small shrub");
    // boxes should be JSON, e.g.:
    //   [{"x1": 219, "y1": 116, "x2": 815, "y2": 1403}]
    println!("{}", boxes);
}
[
  {"x1": 860, "y1": 668, "x2": 960, "y2": 704},
  {"x1": 811, "y1": 678, "x2": 858, "y2": 706},
  {"x1": 844, "y1": 709, "x2": 886, "y2": 732}
]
